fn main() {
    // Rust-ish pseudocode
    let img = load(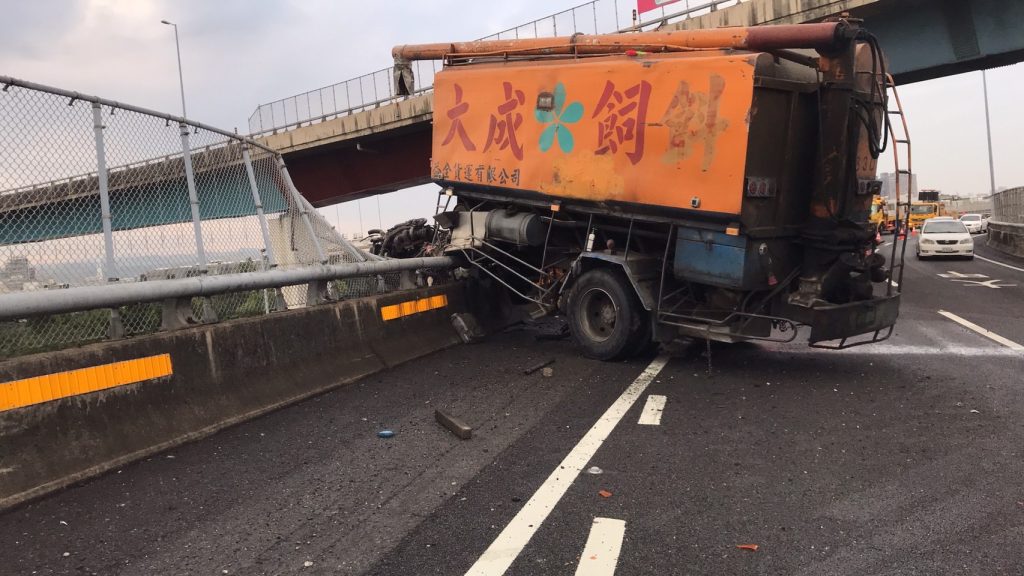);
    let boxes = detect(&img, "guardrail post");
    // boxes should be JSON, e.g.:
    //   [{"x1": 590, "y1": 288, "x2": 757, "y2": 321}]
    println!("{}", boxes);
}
[
  {"x1": 277, "y1": 155, "x2": 328, "y2": 265},
  {"x1": 179, "y1": 121, "x2": 218, "y2": 322},
  {"x1": 242, "y1": 144, "x2": 287, "y2": 310},
  {"x1": 91, "y1": 102, "x2": 124, "y2": 339}
]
